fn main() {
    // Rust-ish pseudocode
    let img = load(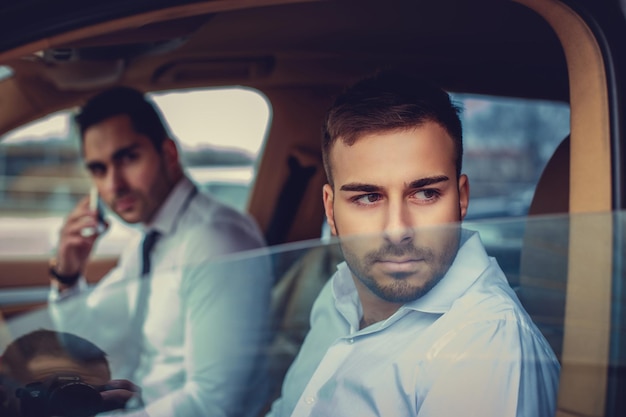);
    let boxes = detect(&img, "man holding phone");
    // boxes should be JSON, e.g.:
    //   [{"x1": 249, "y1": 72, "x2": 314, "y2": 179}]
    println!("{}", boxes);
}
[{"x1": 47, "y1": 87, "x2": 273, "y2": 417}]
